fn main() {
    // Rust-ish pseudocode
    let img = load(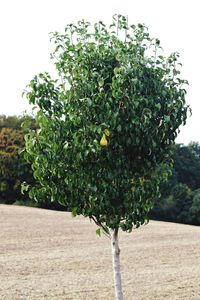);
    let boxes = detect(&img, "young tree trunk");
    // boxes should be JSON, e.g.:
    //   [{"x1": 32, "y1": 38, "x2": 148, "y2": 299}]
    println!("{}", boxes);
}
[{"x1": 110, "y1": 227, "x2": 124, "y2": 300}]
